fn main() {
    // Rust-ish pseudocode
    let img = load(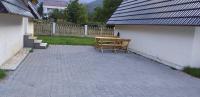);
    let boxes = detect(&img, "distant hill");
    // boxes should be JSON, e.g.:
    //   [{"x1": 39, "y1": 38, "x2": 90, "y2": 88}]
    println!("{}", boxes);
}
[
  {"x1": 40, "y1": 0, "x2": 103, "y2": 13},
  {"x1": 87, "y1": 0, "x2": 103, "y2": 13}
]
